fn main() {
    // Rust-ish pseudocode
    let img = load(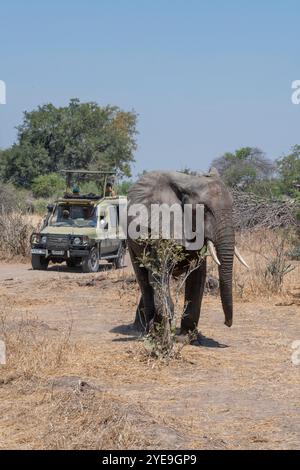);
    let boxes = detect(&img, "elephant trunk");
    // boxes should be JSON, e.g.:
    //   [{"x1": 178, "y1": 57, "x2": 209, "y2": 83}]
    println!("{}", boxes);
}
[{"x1": 214, "y1": 212, "x2": 235, "y2": 327}]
